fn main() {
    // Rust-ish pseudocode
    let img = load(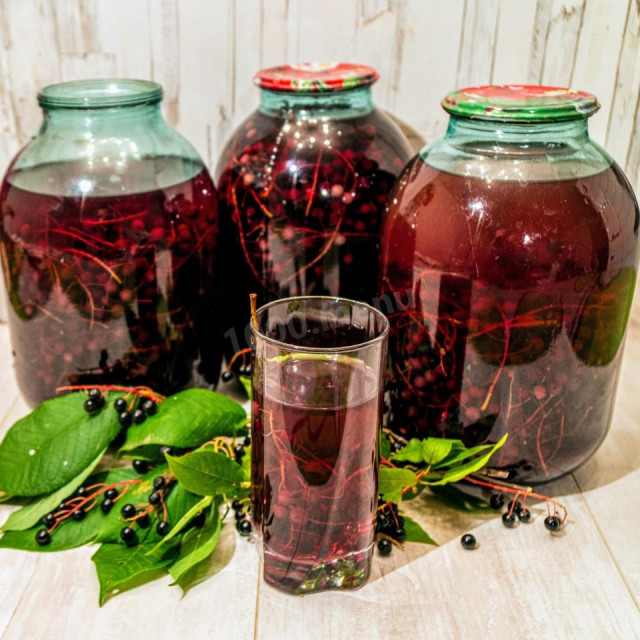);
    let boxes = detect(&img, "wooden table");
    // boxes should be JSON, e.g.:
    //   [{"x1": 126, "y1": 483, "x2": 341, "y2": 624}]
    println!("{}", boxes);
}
[{"x1": 0, "y1": 319, "x2": 638, "y2": 640}]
